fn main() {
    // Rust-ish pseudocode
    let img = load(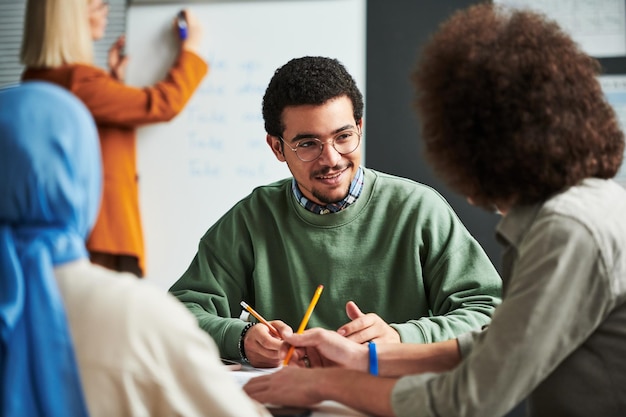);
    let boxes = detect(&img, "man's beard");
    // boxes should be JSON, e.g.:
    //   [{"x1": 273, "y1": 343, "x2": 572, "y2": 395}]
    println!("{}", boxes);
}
[{"x1": 311, "y1": 185, "x2": 350, "y2": 205}]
